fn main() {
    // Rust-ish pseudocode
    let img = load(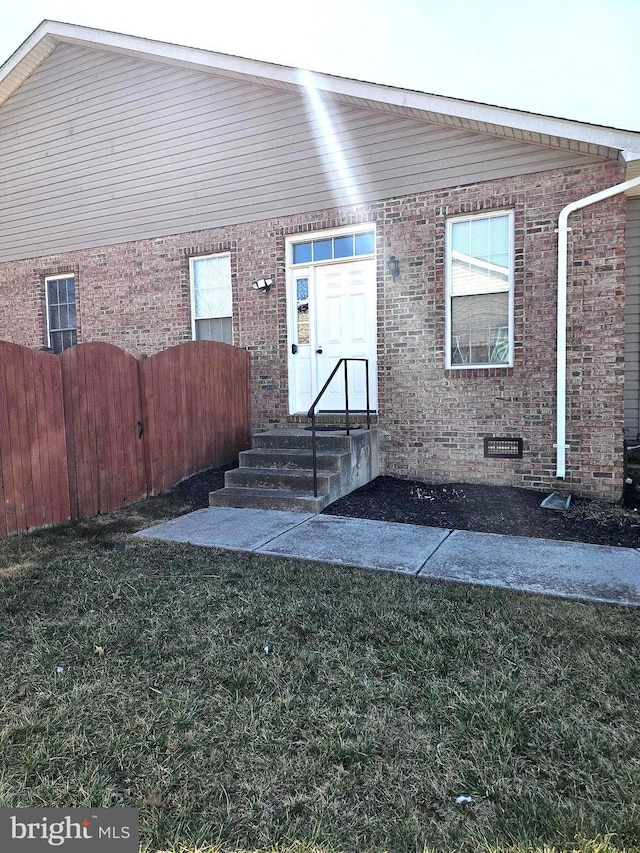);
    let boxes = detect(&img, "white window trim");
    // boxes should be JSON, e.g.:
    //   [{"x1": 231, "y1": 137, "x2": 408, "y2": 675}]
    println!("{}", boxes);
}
[
  {"x1": 189, "y1": 252, "x2": 233, "y2": 344},
  {"x1": 45, "y1": 273, "x2": 76, "y2": 352},
  {"x1": 445, "y1": 210, "x2": 515, "y2": 370}
]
